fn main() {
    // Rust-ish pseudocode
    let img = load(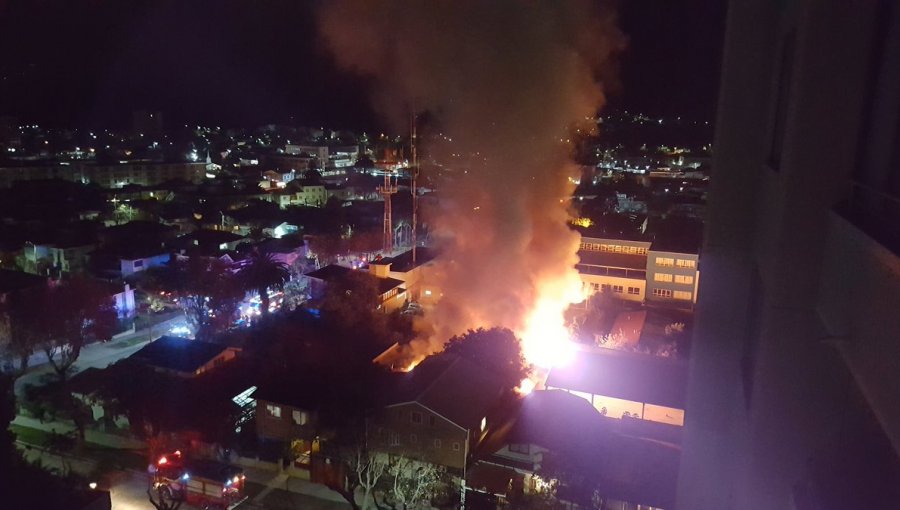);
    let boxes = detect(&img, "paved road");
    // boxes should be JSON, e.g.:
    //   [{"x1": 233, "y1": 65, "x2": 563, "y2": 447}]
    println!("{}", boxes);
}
[{"x1": 14, "y1": 315, "x2": 186, "y2": 395}]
